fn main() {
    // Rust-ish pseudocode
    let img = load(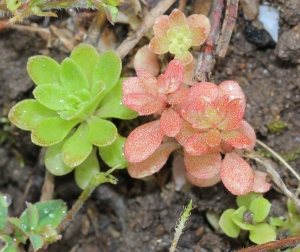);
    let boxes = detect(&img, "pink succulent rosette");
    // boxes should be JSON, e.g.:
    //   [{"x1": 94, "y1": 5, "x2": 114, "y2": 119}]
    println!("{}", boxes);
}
[
  {"x1": 122, "y1": 59, "x2": 188, "y2": 176},
  {"x1": 176, "y1": 81, "x2": 259, "y2": 195},
  {"x1": 149, "y1": 9, "x2": 210, "y2": 65}
]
